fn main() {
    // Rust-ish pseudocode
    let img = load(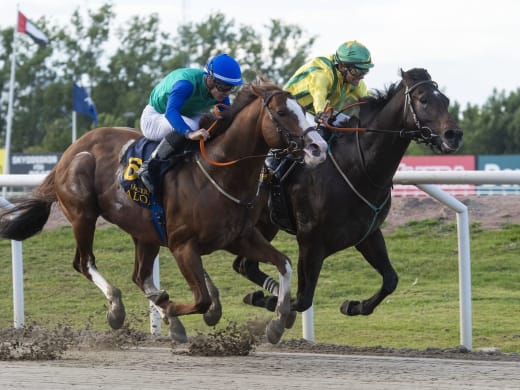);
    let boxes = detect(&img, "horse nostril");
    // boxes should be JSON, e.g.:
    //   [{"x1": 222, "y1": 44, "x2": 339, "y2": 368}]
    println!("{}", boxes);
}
[
  {"x1": 310, "y1": 144, "x2": 321, "y2": 157},
  {"x1": 445, "y1": 128, "x2": 463, "y2": 141}
]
